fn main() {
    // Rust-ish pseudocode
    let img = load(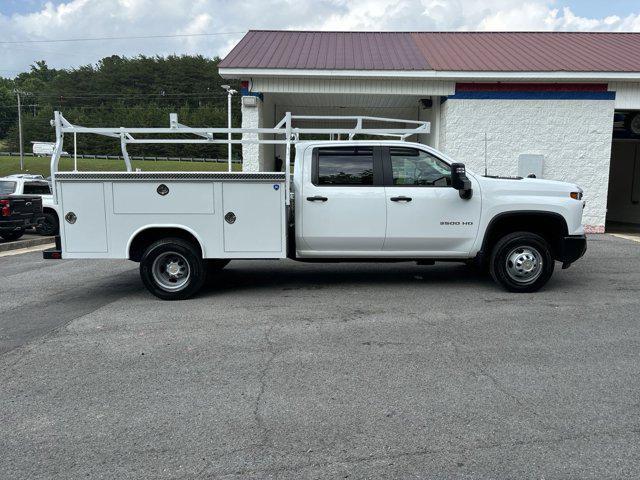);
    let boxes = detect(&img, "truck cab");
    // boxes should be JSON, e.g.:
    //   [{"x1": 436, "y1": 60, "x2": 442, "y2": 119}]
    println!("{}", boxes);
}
[{"x1": 293, "y1": 142, "x2": 481, "y2": 258}]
